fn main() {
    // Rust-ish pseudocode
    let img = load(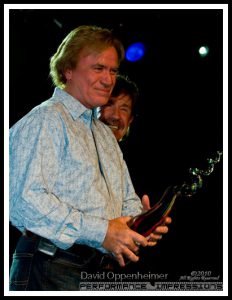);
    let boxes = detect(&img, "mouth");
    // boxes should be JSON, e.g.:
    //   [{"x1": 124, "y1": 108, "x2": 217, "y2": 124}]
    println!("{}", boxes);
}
[
  {"x1": 108, "y1": 125, "x2": 119, "y2": 131},
  {"x1": 97, "y1": 89, "x2": 111, "y2": 97}
]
